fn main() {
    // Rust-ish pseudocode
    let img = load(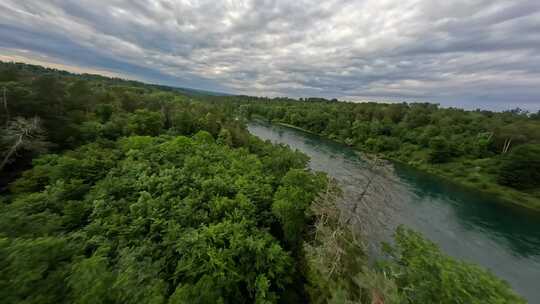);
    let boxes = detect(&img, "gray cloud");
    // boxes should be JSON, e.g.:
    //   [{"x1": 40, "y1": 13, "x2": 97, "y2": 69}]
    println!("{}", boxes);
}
[{"x1": 0, "y1": 0, "x2": 539, "y2": 110}]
